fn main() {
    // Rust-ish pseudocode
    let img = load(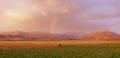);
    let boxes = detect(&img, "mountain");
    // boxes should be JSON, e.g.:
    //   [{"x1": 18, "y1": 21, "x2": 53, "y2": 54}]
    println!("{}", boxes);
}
[
  {"x1": 0, "y1": 31, "x2": 79, "y2": 40},
  {"x1": 65, "y1": 32, "x2": 87, "y2": 39},
  {"x1": 2, "y1": 30, "x2": 120, "y2": 41},
  {"x1": 0, "y1": 31, "x2": 26, "y2": 35},
  {"x1": 80, "y1": 30, "x2": 120, "y2": 40}
]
